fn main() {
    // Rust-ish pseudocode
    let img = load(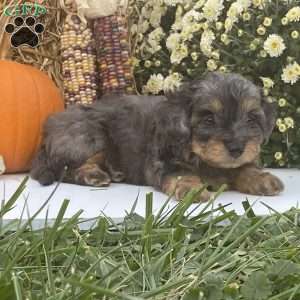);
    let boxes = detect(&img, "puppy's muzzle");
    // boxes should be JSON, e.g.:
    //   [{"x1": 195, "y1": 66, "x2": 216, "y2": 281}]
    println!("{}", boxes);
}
[{"x1": 224, "y1": 141, "x2": 246, "y2": 158}]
